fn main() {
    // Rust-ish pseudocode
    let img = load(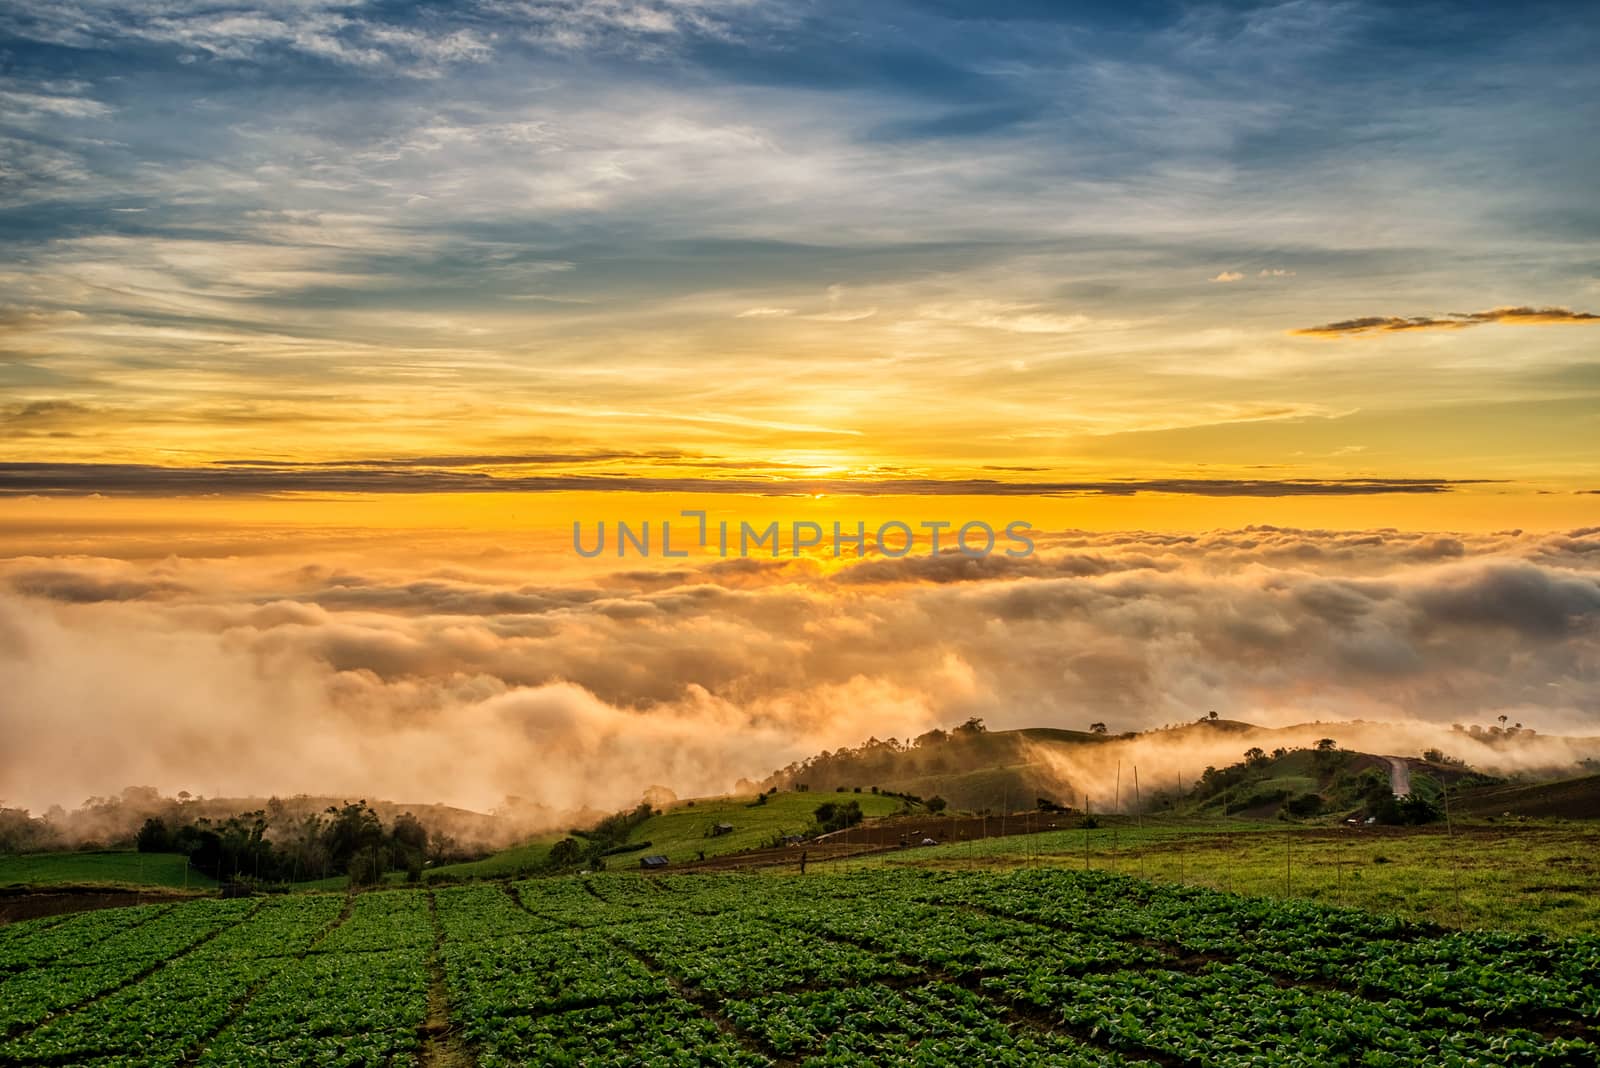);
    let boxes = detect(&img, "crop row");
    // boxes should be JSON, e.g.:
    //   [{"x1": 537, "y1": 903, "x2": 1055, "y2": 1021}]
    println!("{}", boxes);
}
[
  {"x1": 0, "y1": 901, "x2": 258, "y2": 1035},
  {"x1": 5, "y1": 867, "x2": 1599, "y2": 1066},
  {"x1": 908, "y1": 869, "x2": 1600, "y2": 1022}
]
